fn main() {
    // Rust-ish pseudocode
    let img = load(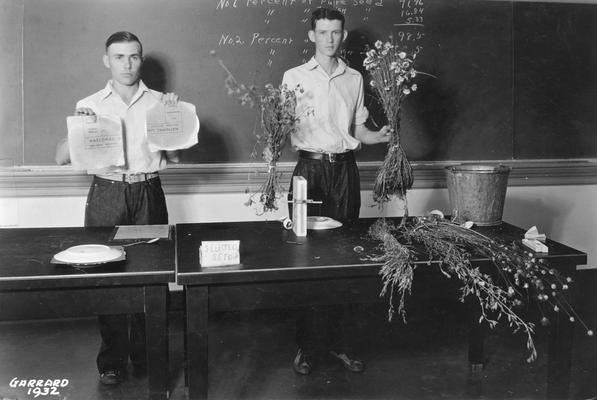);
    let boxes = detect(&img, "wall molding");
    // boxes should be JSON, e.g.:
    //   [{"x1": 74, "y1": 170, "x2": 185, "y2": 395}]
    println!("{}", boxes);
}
[{"x1": 1, "y1": 160, "x2": 596, "y2": 197}]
